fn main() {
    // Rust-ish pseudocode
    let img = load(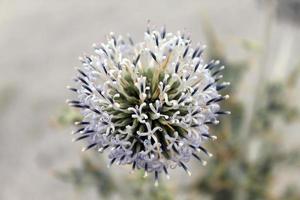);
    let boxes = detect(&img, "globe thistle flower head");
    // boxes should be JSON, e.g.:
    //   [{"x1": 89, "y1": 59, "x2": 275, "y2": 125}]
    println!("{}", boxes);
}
[{"x1": 67, "y1": 25, "x2": 230, "y2": 184}]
